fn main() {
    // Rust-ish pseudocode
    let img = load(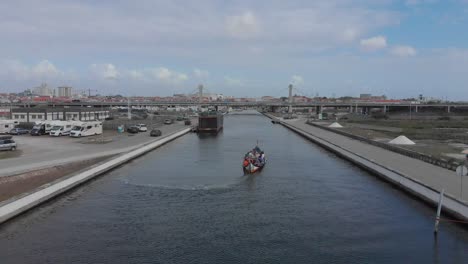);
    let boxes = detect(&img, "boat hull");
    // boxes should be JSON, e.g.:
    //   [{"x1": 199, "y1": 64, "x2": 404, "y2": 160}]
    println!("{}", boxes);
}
[{"x1": 243, "y1": 162, "x2": 265, "y2": 174}]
